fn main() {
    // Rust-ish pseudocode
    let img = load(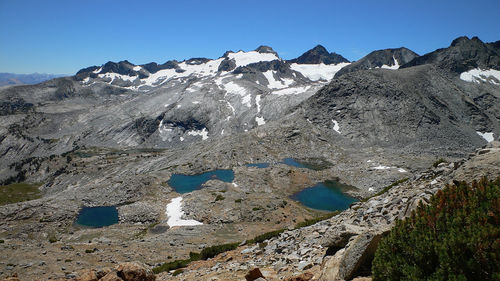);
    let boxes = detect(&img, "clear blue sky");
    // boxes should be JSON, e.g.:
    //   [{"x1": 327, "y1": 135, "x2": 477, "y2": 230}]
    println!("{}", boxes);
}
[{"x1": 1, "y1": 0, "x2": 499, "y2": 75}]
